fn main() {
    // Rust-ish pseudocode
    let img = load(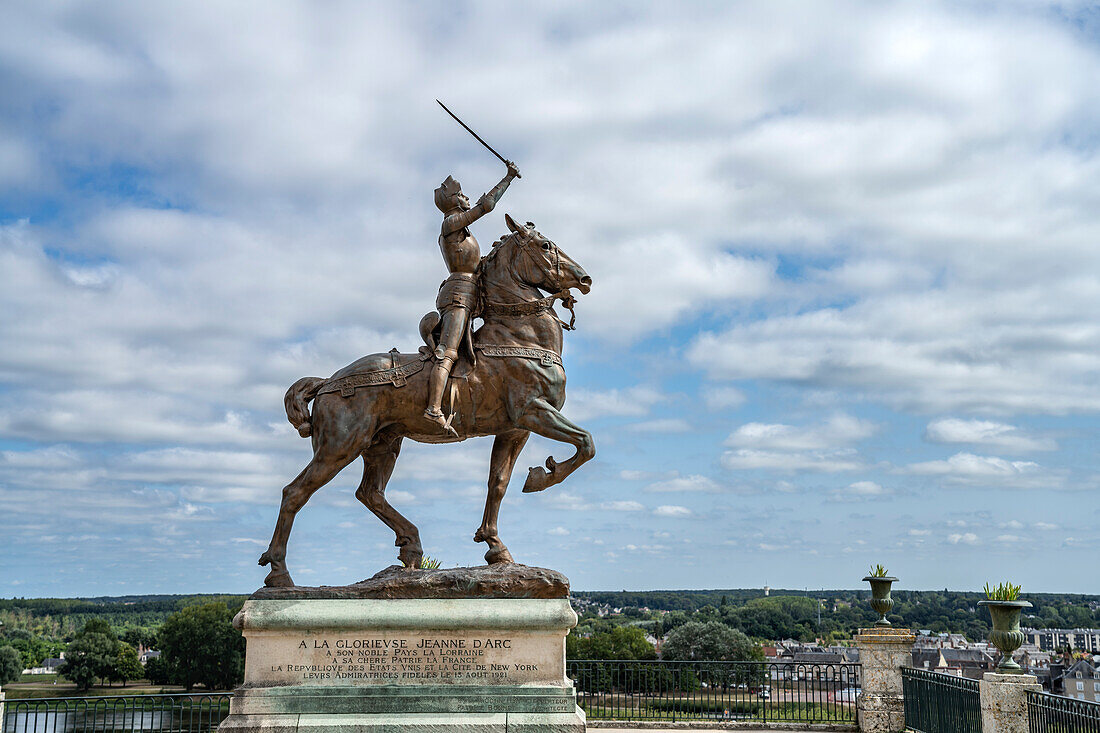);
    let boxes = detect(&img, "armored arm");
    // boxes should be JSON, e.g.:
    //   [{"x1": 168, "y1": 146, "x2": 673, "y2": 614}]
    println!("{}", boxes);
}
[{"x1": 443, "y1": 163, "x2": 520, "y2": 234}]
